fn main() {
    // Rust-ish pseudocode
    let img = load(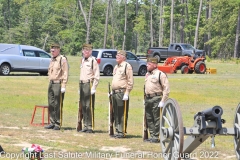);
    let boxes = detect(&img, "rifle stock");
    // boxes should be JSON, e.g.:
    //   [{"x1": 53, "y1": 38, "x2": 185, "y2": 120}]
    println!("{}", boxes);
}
[
  {"x1": 77, "y1": 100, "x2": 83, "y2": 131},
  {"x1": 143, "y1": 86, "x2": 148, "y2": 141},
  {"x1": 108, "y1": 82, "x2": 114, "y2": 136}
]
